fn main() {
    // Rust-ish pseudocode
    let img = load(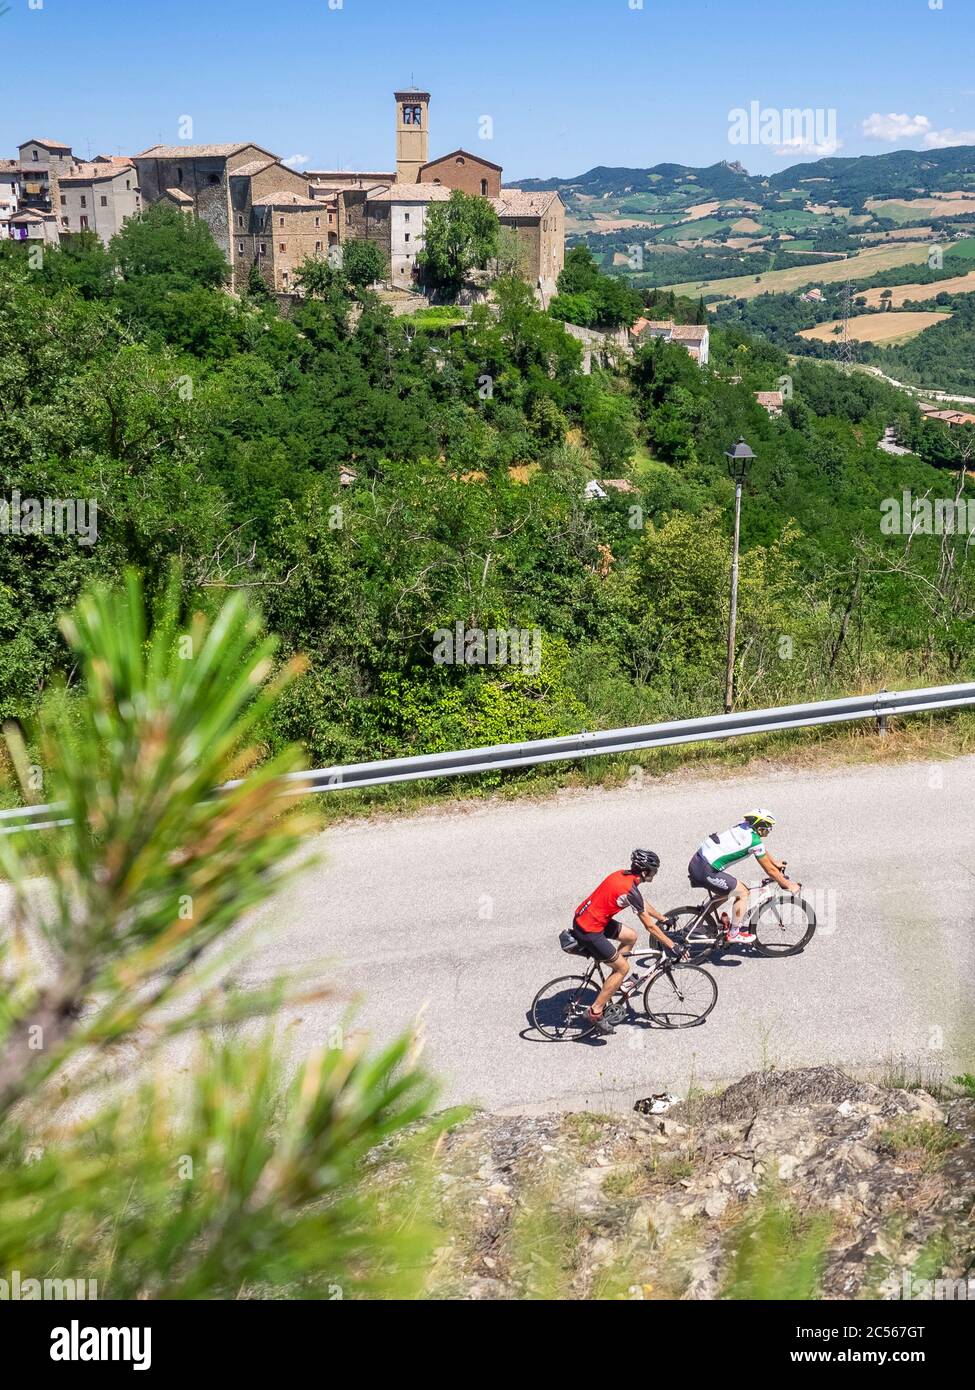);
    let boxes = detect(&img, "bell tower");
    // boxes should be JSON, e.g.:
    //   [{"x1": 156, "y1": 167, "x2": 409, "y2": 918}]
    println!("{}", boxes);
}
[{"x1": 394, "y1": 89, "x2": 430, "y2": 184}]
